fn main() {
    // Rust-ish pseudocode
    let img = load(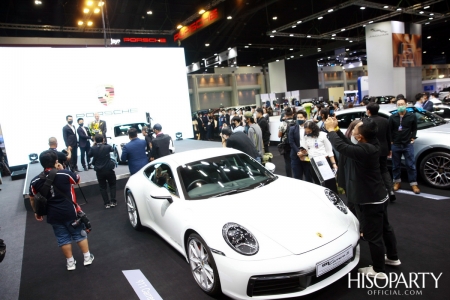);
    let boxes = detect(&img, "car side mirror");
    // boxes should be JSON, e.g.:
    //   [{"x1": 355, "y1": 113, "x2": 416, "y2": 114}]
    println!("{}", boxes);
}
[
  {"x1": 265, "y1": 162, "x2": 276, "y2": 173},
  {"x1": 150, "y1": 188, "x2": 173, "y2": 203}
]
